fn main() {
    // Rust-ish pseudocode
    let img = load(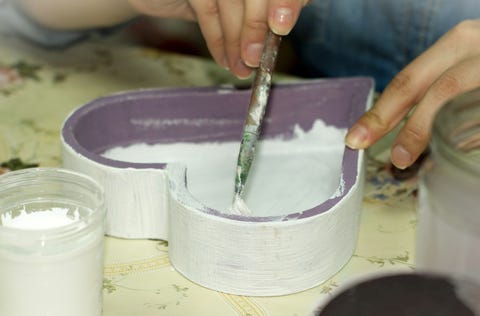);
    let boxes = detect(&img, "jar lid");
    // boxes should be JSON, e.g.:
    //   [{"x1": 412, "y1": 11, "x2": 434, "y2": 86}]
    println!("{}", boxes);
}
[{"x1": 315, "y1": 273, "x2": 480, "y2": 316}]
